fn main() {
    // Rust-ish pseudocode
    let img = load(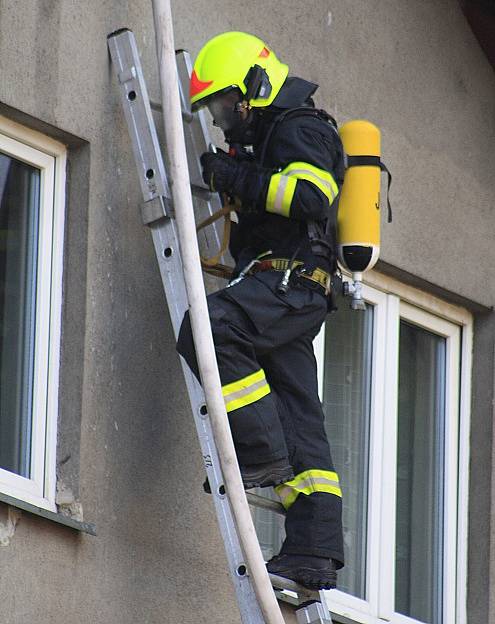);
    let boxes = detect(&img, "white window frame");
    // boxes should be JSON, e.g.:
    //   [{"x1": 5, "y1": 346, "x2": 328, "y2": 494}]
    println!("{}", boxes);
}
[
  {"x1": 0, "y1": 116, "x2": 66, "y2": 512},
  {"x1": 314, "y1": 271, "x2": 472, "y2": 624}
]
